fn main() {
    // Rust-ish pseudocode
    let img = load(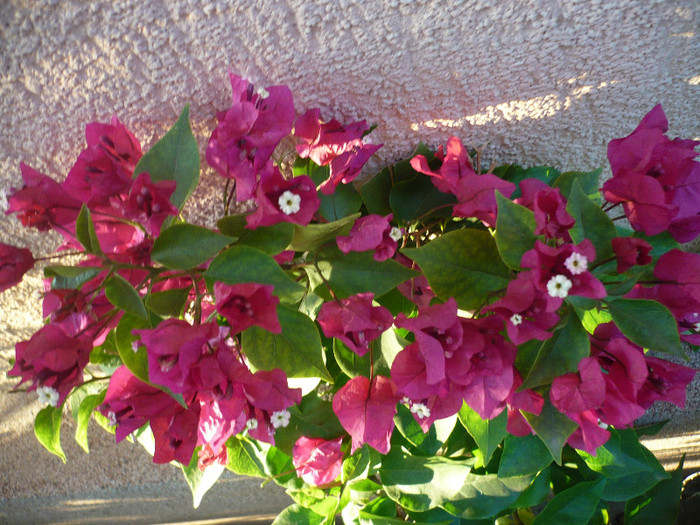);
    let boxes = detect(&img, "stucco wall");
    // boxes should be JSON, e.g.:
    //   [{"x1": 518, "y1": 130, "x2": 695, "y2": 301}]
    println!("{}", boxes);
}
[{"x1": 1, "y1": 0, "x2": 698, "y2": 518}]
